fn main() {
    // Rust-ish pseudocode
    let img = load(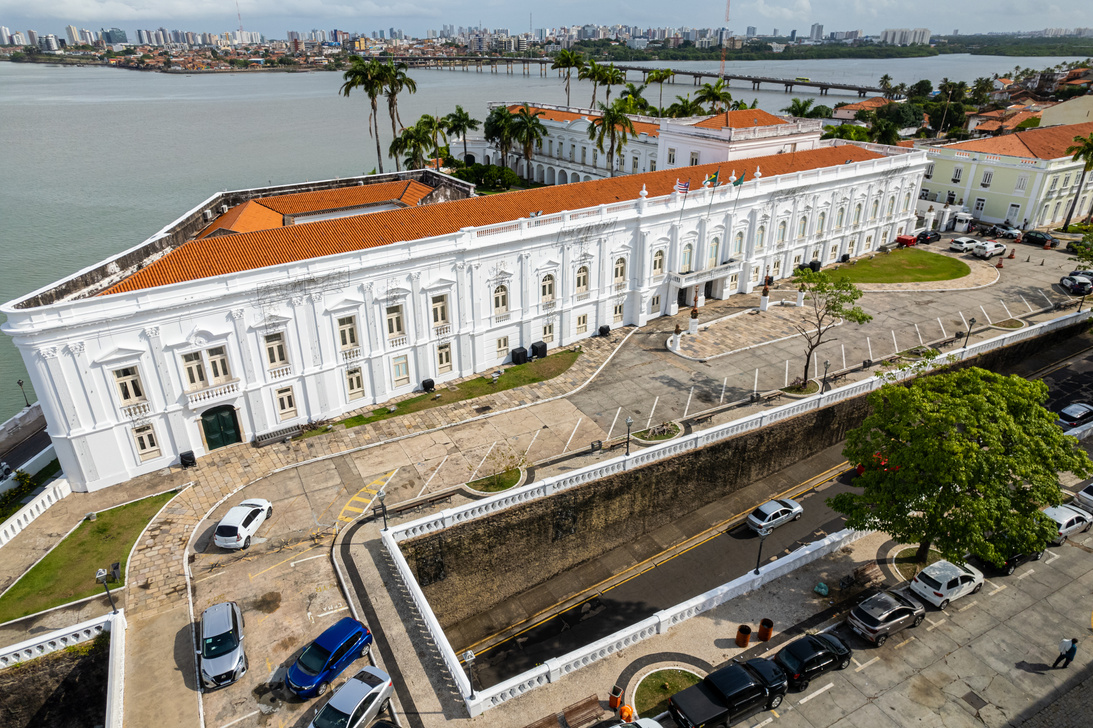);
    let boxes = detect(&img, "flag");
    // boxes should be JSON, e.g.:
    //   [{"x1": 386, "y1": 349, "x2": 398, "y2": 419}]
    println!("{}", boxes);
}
[
  {"x1": 675, "y1": 178, "x2": 690, "y2": 194},
  {"x1": 704, "y1": 171, "x2": 719, "y2": 187},
  {"x1": 733, "y1": 170, "x2": 746, "y2": 187}
]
